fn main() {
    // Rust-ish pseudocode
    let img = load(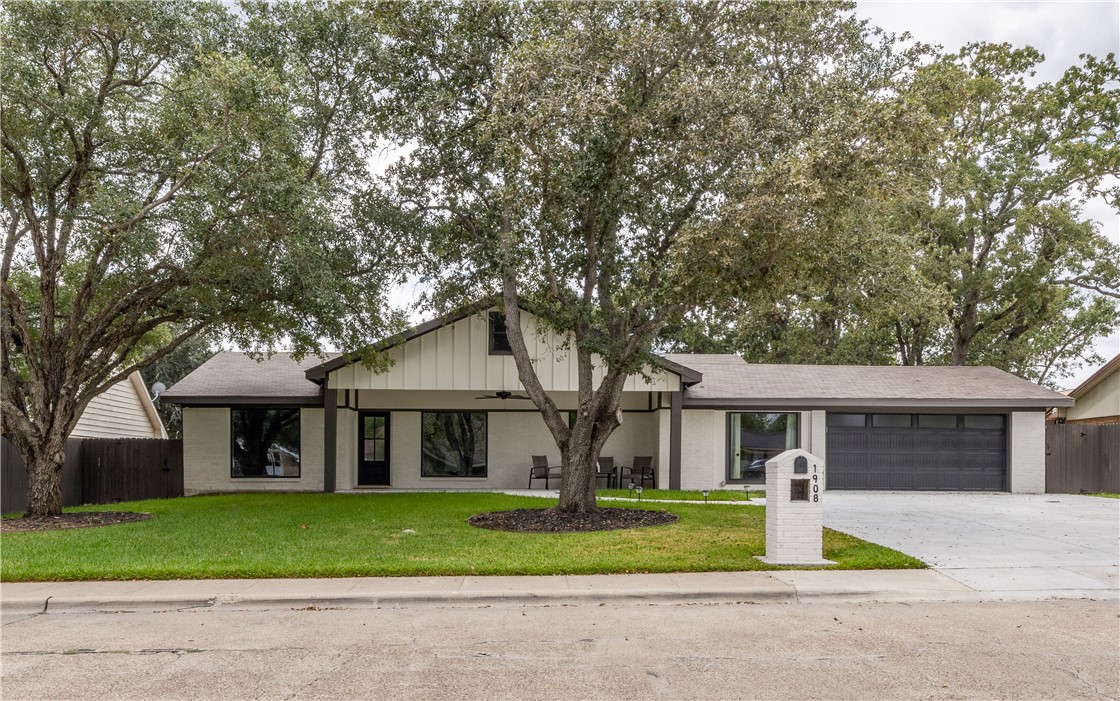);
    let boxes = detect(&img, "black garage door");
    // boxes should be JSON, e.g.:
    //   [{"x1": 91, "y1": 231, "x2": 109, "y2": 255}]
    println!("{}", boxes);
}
[{"x1": 826, "y1": 413, "x2": 1006, "y2": 491}]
